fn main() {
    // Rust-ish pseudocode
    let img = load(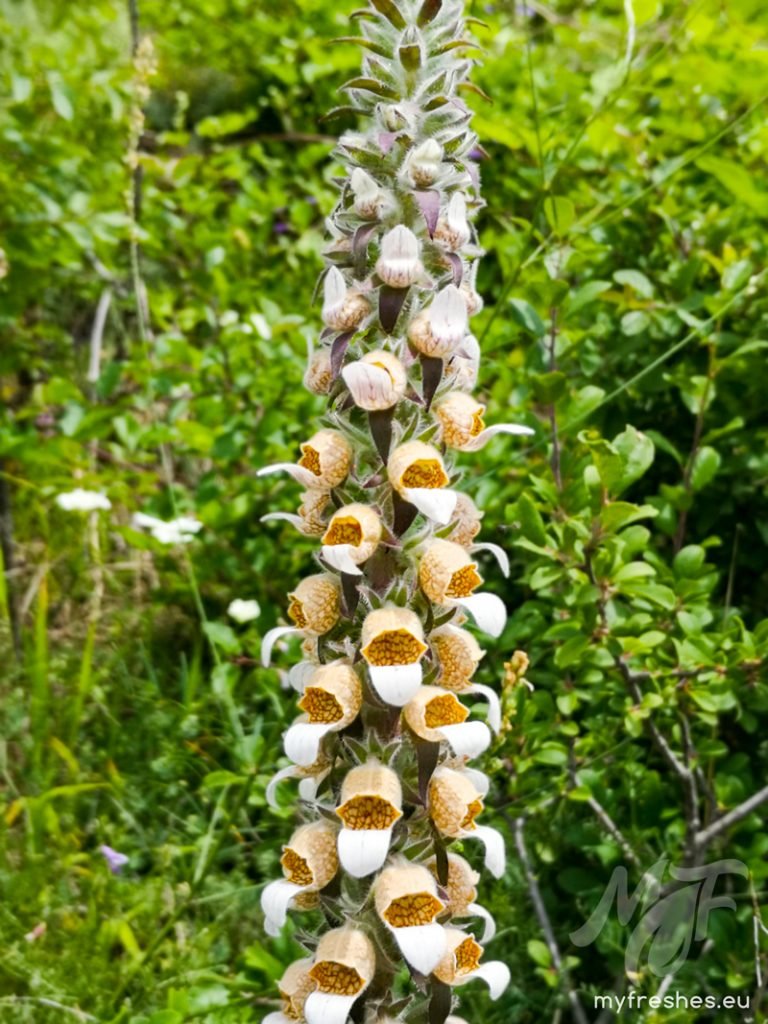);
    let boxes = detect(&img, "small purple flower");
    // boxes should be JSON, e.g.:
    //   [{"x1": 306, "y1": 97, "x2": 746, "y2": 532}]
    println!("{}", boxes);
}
[
  {"x1": 274, "y1": 220, "x2": 290, "y2": 235},
  {"x1": 100, "y1": 844, "x2": 129, "y2": 875}
]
